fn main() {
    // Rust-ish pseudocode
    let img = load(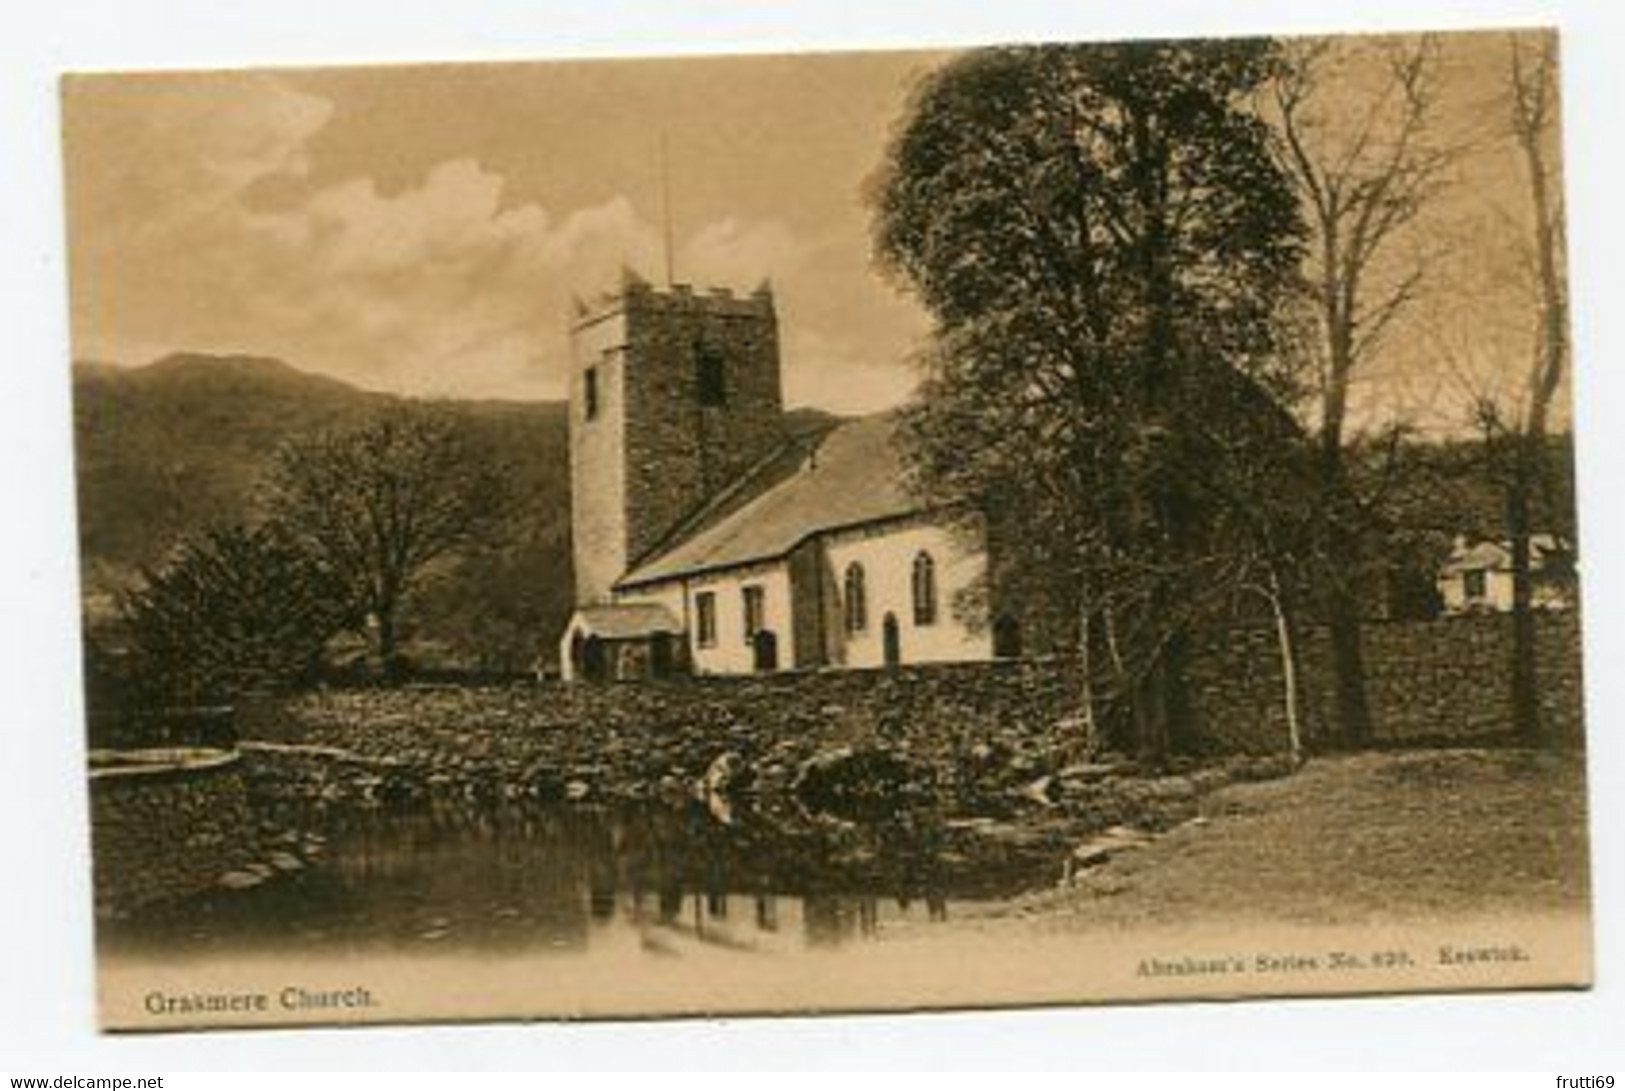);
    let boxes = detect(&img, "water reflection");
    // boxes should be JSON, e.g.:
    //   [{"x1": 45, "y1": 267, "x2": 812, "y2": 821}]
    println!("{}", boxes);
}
[{"x1": 100, "y1": 796, "x2": 1055, "y2": 962}]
